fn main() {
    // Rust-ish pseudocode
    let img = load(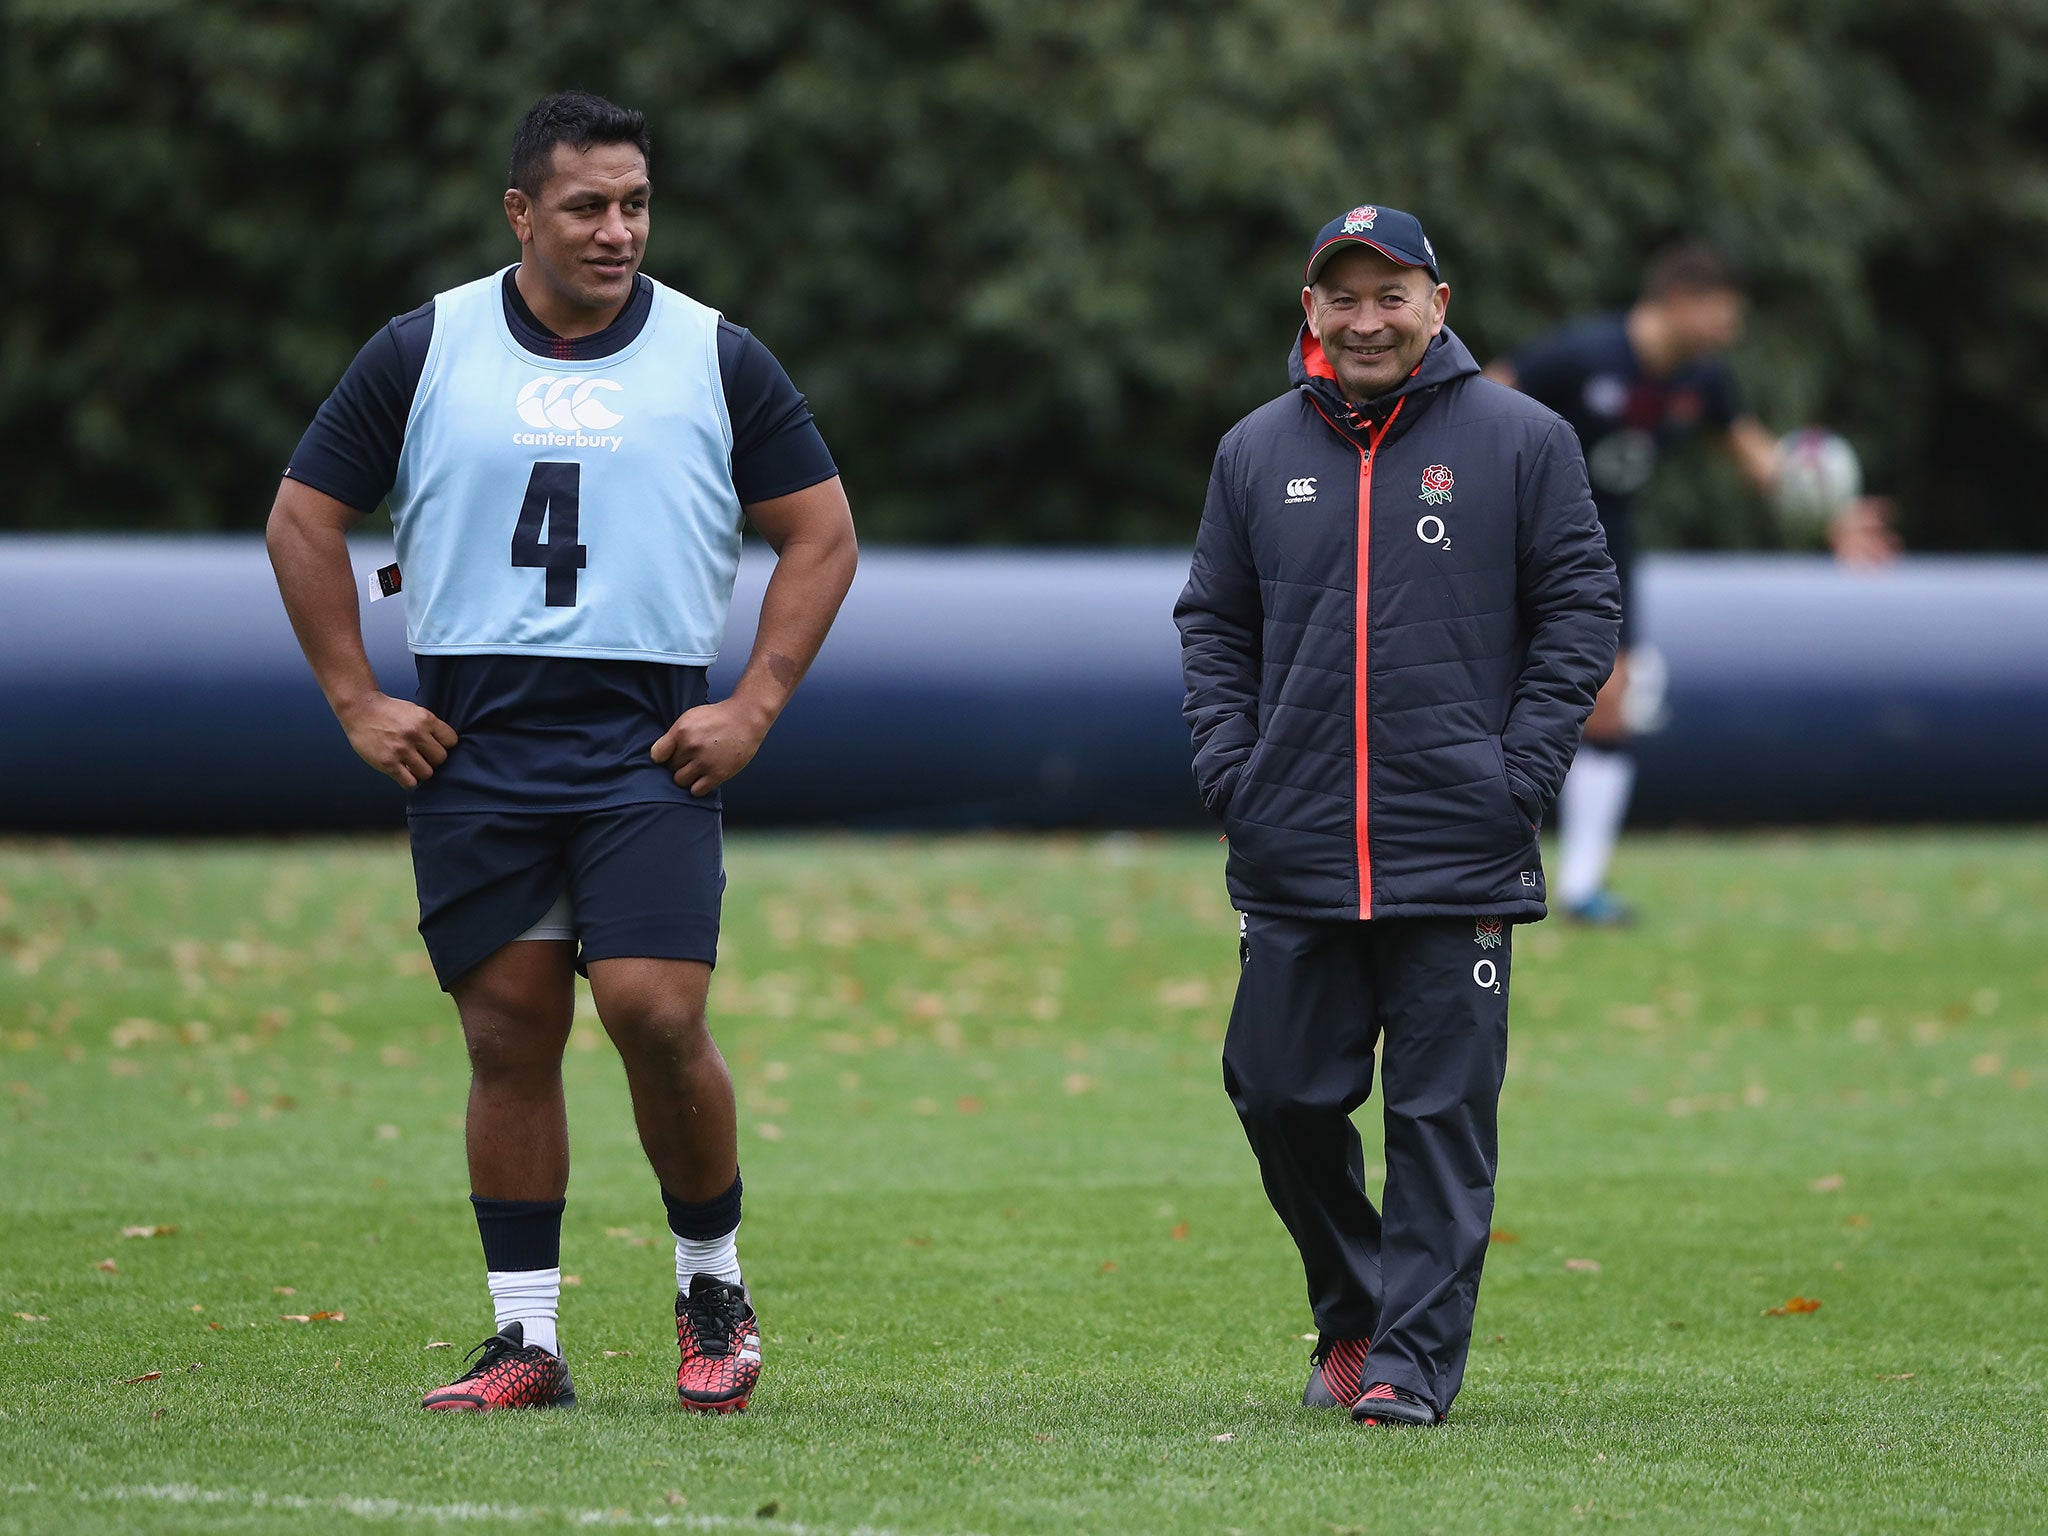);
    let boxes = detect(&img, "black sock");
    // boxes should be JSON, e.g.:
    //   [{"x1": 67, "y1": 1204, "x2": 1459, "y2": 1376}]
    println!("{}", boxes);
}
[
  {"x1": 471, "y1": 1195, "x2": 566, "y2": 1273},
  {"x1": 661, "y1": 1173, "x2": 742, "y2": 1240}
]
